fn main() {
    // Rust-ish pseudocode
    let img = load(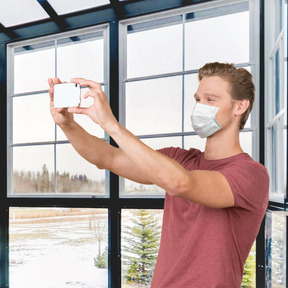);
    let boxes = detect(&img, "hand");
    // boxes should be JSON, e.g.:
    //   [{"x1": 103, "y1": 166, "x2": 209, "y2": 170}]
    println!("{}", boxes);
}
[
  {"x1": 48, "y1": 77, "x2": 74, "y2": 127},
  {"x1": 69, "y1": 78, "x2": 118, "y2": 132}
]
